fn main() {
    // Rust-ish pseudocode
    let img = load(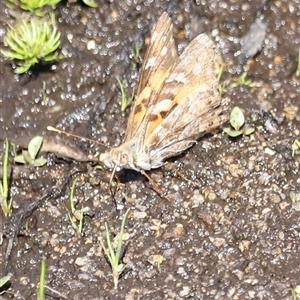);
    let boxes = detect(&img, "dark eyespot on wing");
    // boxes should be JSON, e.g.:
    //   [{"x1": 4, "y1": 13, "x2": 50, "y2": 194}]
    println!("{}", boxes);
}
[
  {"x1": 148, "y1": 114, "x2": 159, "y2": 122},
  {"x1": 159, "y1": 111, "x2": 168, "y2": 119},
  {"x1": 134, "y1": 103, "x2": 143, "y2": 114}
]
